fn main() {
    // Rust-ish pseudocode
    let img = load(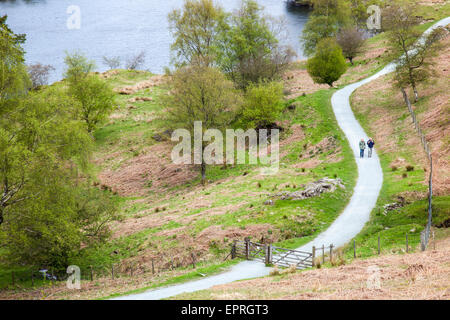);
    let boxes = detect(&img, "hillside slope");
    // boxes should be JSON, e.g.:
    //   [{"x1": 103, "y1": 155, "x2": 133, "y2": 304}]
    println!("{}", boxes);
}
[{"x1": 170, "y1": 235, "x2": 450, "y2": 300}]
